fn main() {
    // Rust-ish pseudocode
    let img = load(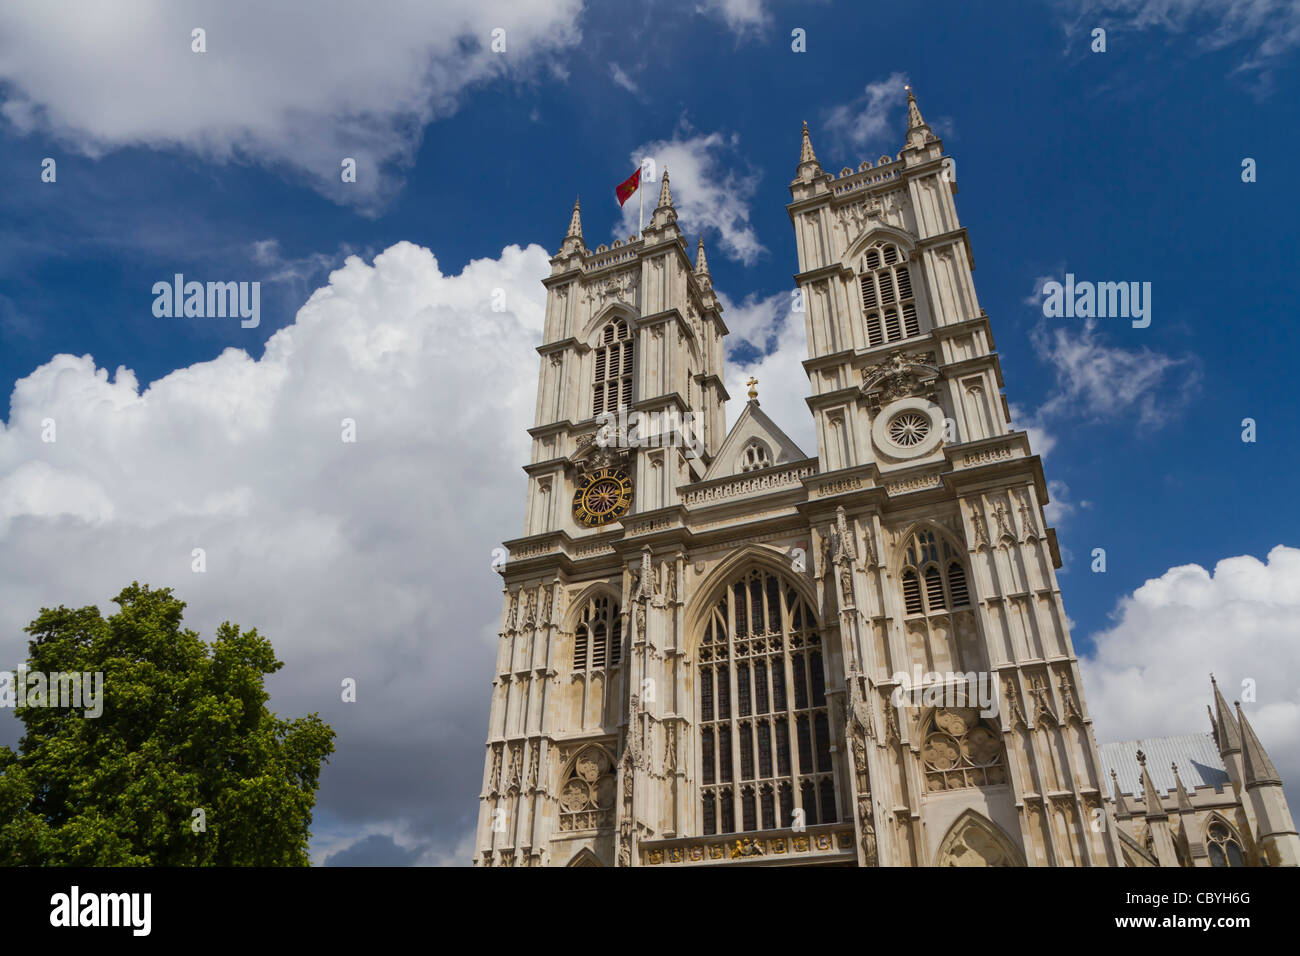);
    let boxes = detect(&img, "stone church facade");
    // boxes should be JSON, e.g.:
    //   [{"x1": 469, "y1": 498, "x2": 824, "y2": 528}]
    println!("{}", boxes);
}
[{"x1": 474, "y1": 90, "x2": 1298, "y2": 867}]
